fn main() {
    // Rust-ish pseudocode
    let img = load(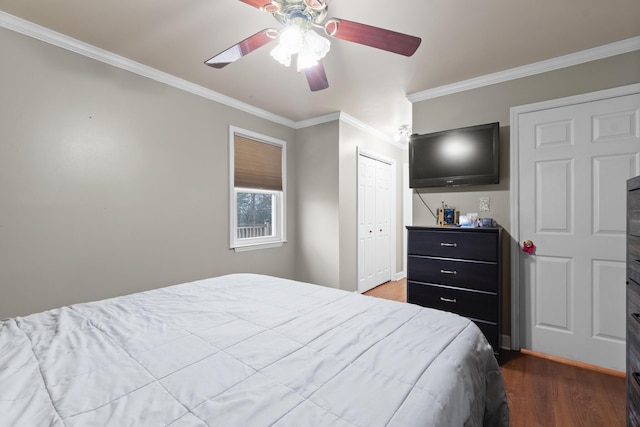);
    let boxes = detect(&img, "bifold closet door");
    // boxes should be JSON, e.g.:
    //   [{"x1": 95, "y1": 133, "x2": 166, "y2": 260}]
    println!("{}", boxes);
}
[{"x1": 358, "y1": 154, "x2": 391, "y2": 293}]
